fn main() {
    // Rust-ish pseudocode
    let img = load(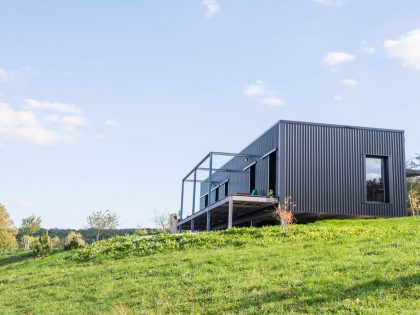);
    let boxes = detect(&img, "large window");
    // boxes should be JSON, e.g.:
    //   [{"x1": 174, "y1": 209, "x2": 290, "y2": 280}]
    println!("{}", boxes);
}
[{"x1": 366, "y1": 156, "x2": 389, "y2": 203}]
